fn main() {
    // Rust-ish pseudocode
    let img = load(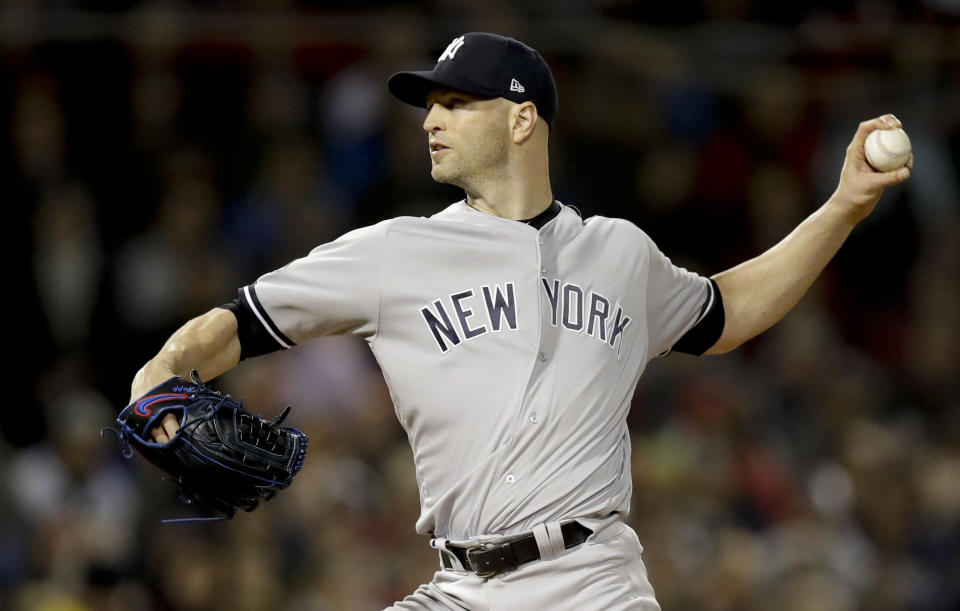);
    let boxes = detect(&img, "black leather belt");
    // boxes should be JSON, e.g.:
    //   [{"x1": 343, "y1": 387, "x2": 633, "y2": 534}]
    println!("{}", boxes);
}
[{"x1": 441, "y1": 521, "x2": 593, "y2": 578}]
